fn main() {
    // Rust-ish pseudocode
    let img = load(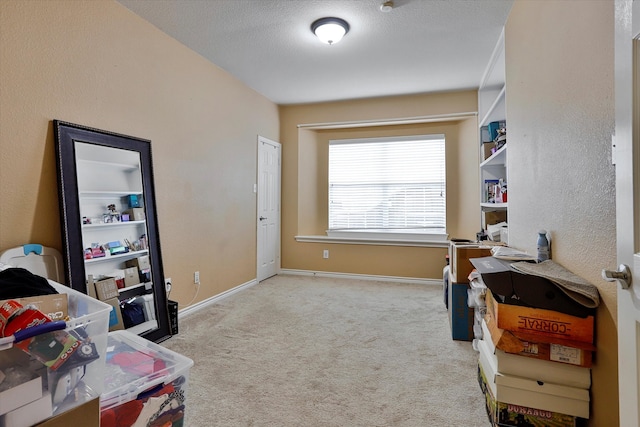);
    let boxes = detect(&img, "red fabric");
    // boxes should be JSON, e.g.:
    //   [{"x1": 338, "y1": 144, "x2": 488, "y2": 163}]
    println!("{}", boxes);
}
[
  {"x1": 111, "y1": 351, "x2": 167, "y2": 377},
  {"x1": 118, "y1": 400, "x2": 145, "y2": 426},
  {"x1": 101, "y1": 399, "x2": 144, "y2": 427},
  {"x1": 100, "y1": 409, "x2": 116, "y2": 427},
  {"x1": 151, "y1": 383, "x2": 174, "y2": 397}
]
